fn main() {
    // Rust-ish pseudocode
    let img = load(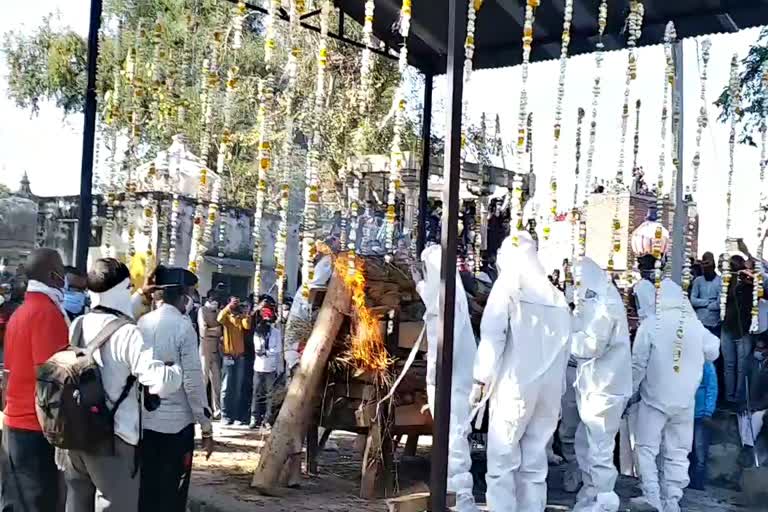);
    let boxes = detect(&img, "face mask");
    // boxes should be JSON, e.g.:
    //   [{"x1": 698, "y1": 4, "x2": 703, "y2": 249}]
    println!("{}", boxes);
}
[
  {"x1": 209, "y1": 301, "x2": 219, "y2": 310},
  {"x1": 0, "y1": 295, "x2": 5, "y2": 307},
  {"x1": 755, "y1": 351, "x2": 767, "y2": 362},
  {"x1": 63, "y1": 290, "x2": 87, "y2": 314},
  {"x1": 260, "y1": 306, "x2": 276, "y2": 322}
]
